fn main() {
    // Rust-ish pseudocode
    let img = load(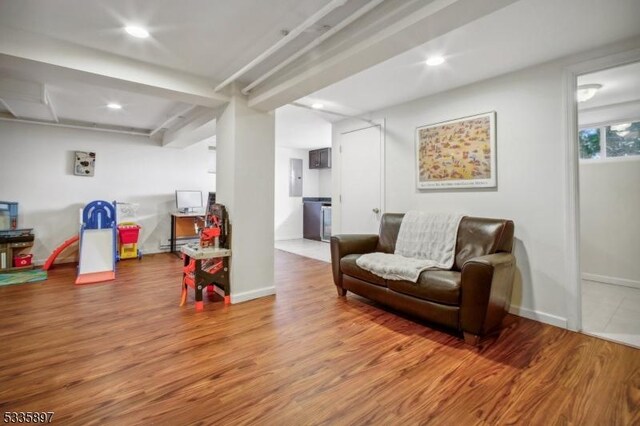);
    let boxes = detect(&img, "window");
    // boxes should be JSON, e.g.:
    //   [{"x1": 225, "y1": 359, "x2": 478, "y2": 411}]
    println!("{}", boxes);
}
[
  {"x1": 605, "y1": 121, "x2": 640, "y2": 158},
  {"x1": 579, "y1": 120, "x2": 640, "y2": 160},
  {"x1": 579, "y1": 128, "x2": 600, "y2": 159}
]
